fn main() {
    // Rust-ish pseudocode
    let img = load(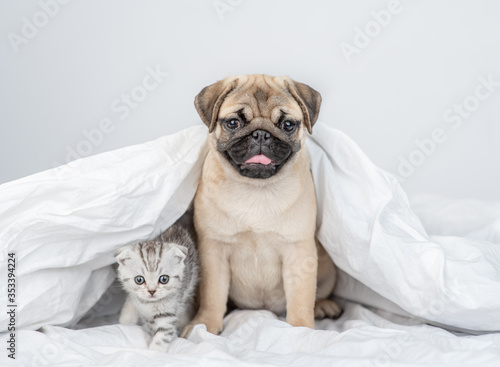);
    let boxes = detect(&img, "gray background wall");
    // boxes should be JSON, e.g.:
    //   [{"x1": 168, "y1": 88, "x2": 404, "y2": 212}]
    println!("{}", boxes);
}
[{"x1": 1, "y1": 0, "x2": 499, "y2": 200}]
